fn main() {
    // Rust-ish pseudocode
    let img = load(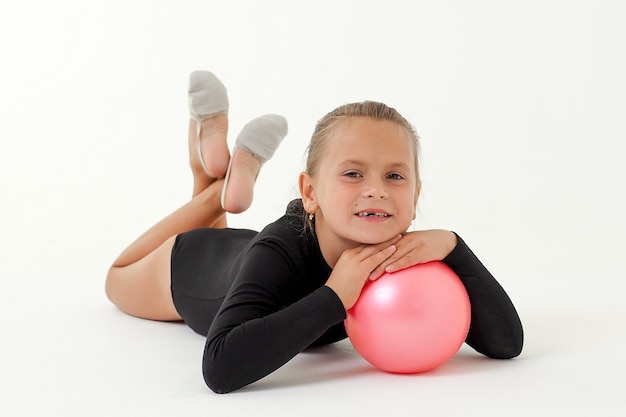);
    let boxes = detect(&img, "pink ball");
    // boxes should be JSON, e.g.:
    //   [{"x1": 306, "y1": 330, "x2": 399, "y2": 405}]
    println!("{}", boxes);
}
[{"x1": 345, "y1": 261, "x2": 471, "y2": 374}]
